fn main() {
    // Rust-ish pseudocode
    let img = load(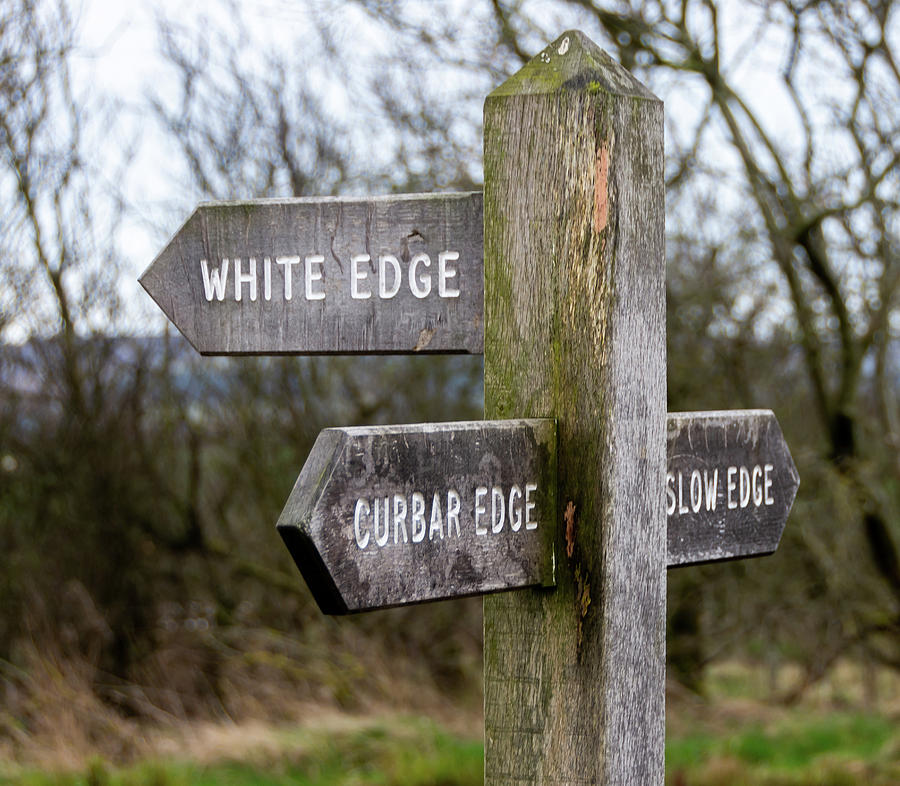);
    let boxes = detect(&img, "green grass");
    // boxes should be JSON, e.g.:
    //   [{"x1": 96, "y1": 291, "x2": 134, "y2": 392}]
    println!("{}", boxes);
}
[
  {"x1": 734, "y1": 714, "x2": 891, "y2": 767},
  {"x1": 3, "y1": 707, "x2": 899, "y2": 786},
  {"x1": 666, "y1": 710, "x2": 900, "y2": 785}
]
